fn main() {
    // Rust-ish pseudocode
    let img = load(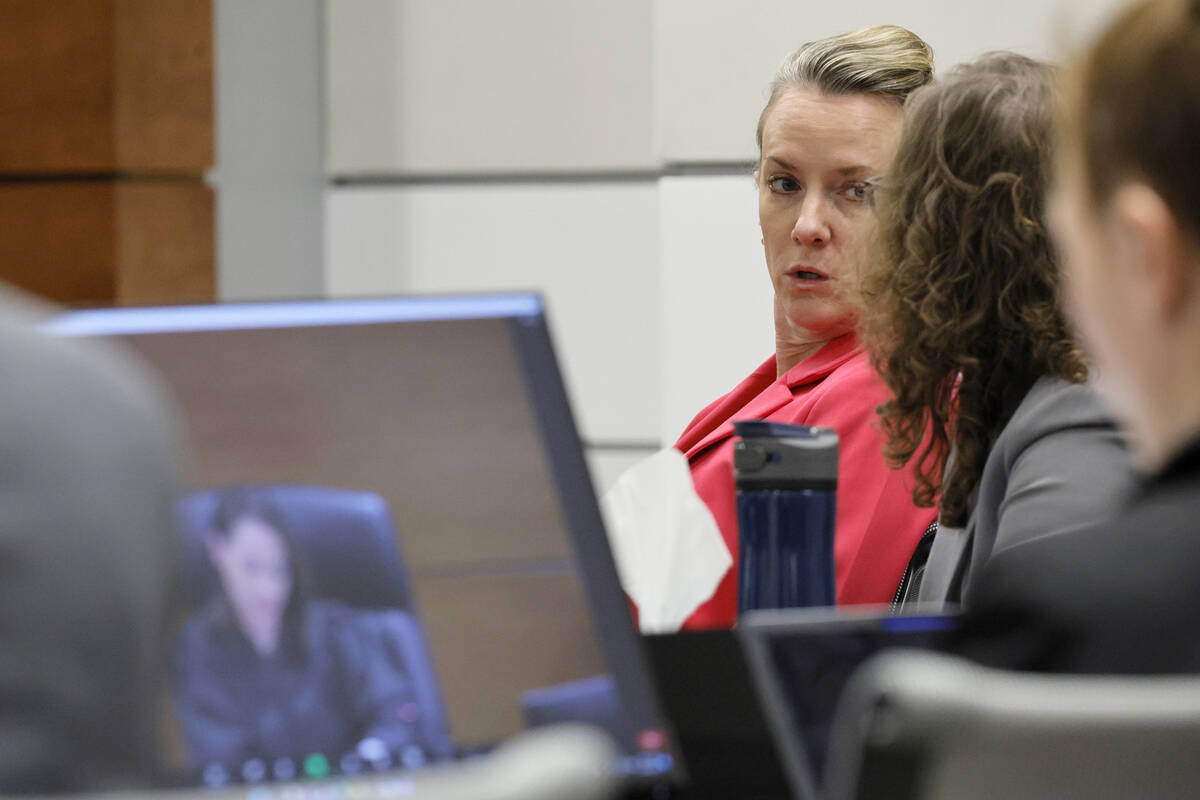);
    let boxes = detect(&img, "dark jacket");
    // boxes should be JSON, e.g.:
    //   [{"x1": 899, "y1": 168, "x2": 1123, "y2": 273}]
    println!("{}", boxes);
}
[
  {"x1": 954, "y1": 434, "x2": 1200, "y2": 673},
  {"x1": 173, "y1": 601, "x2": 441, "y2": 771}
]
